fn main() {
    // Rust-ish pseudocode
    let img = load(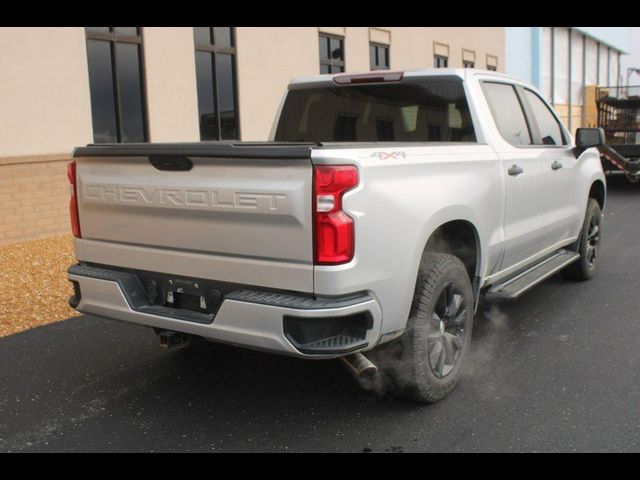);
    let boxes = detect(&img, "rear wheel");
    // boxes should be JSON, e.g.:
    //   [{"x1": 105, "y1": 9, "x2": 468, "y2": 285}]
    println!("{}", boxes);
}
[
  {"x1": 367, "y1": 253, "x2": 474, "y2": 403},
  {"x1": 562, "y1": 199, "x2": 602, "y2": 281}
]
